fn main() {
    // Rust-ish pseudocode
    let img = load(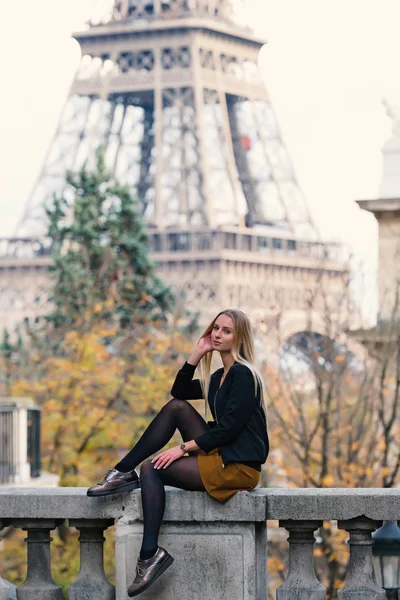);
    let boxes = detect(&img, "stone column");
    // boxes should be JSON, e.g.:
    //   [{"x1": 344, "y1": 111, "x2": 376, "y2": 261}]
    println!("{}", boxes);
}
[
  {"x1": 116, "y1": 518, "x2": 267, "y2": 600},
  {"x1": 337, "y1": 517, "x2": 385, "y2": 600},
  {"x1": 276, "y1": 520, "x2": 325, "y2": 600},
  {"x1": 15, "y1": 408, "x2": 30, "y2": 483},
  {"x1": 68, "y1": 519, "x2": 115, "y2": 600},
  {"x1": 14, "y1": 519, "x2": 63, "y2": 600}
]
